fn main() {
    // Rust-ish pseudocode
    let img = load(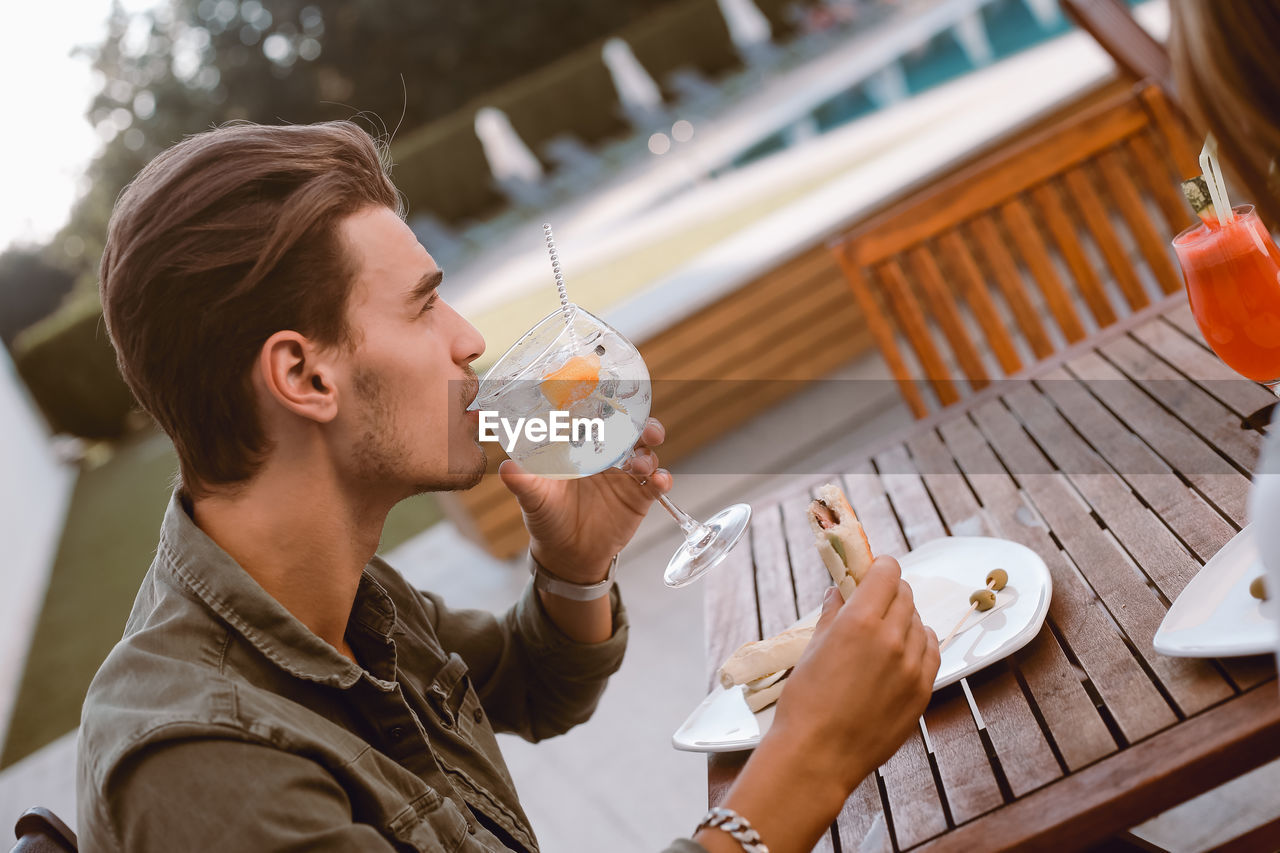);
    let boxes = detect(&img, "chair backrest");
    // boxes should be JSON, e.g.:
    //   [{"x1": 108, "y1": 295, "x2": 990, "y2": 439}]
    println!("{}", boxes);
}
[
  {"x1": 830, "y1": 83, "x2": 1200, "y2": 418},
  {"x1": 1061, "y1": 0, "x2": 1175, "y2": 95},
  {"x1": 11, "y1": 808, "x2": 77, "y2": 853}
]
